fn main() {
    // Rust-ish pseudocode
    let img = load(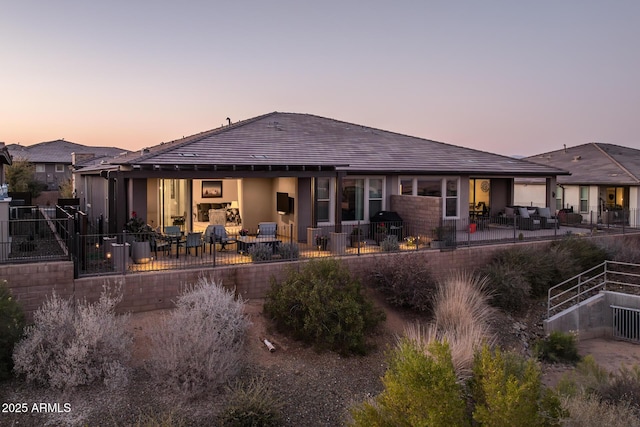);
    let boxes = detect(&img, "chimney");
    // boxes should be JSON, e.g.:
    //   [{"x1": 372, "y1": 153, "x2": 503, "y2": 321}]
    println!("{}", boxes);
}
[{"x1": 71, "y1": 152, "x2": 95, "y2": 166}]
